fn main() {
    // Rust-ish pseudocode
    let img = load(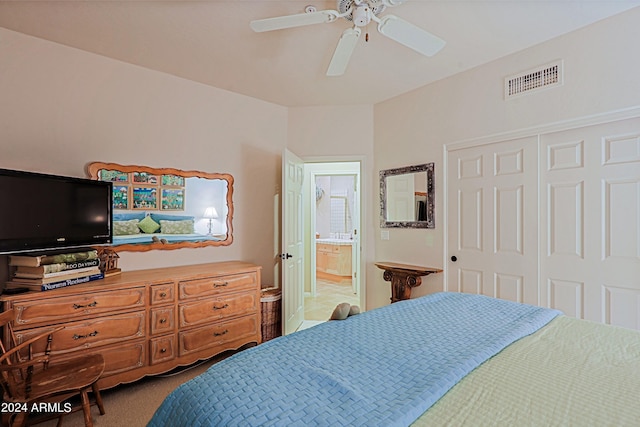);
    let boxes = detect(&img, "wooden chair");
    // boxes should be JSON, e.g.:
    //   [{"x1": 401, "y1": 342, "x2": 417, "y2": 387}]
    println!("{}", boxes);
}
[{"x1": 0, "y1": 309, "x2": 106, "y2": 427}]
